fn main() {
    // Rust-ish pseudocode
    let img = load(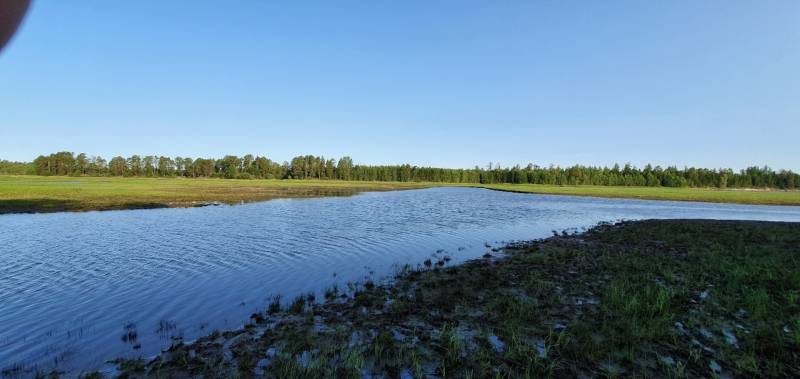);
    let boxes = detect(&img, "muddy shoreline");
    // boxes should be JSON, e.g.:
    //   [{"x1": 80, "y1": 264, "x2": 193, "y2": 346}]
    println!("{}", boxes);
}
[{"x1": 73, "y1": 219, "x2": 800, "y2": 378}]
